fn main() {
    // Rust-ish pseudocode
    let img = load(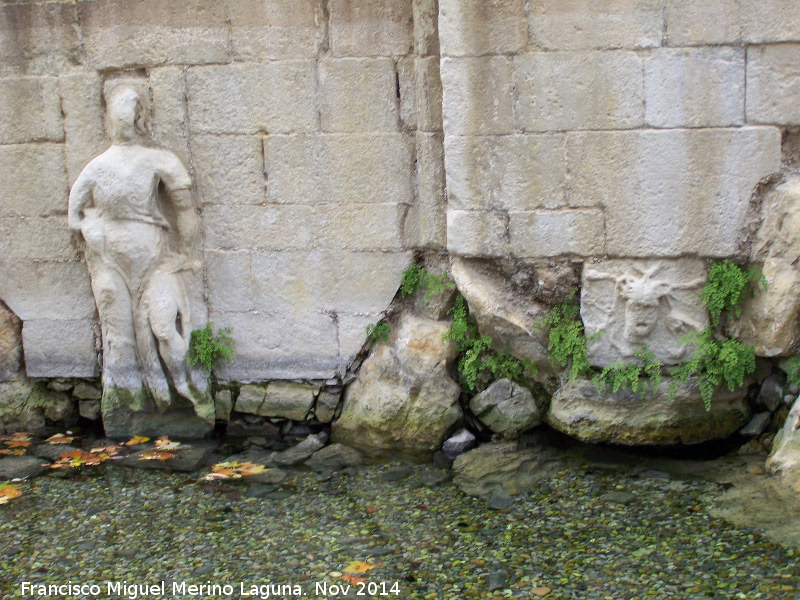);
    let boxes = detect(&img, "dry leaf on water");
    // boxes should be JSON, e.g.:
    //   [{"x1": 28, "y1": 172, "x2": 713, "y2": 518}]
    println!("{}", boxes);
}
[
  {"x1": 200, "y1": 461, "x2": 268, "y2": 481},
  {"x1": 0, "y1": 483, "x2": 22, "y2": 504},
  {"x1": 154, "y1": 436, "x2": 183, "y2": 451},
  {"x1": 124, "y1": 436, "x2": 150, "y2": 446},
  {"x1": 0, "y1": 449, "x2": 26, "y2": 456},
  {"x1": 531, "y1": 586, "x2": 552, "y2": 596},
  {"x1": 50, "y1": 449, "x2": 113, "y2": 469},
  {"x1": 344, "y1": 561, "x2": 381, "y2": 574},
  {"x1": 138, "y1": 451, "x2": 175, "y2": 461},
  {"x1": 45, "y1": 433, "x2": 75, "y2": 444}
]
